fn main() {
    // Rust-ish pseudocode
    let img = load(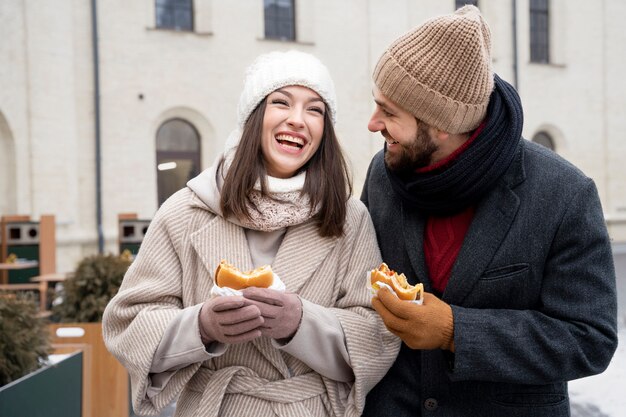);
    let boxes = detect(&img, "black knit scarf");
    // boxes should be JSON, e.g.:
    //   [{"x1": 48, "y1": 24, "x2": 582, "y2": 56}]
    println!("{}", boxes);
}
[{"x1": 384, "y1": 74, "x2": 523, "y2": 215}]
